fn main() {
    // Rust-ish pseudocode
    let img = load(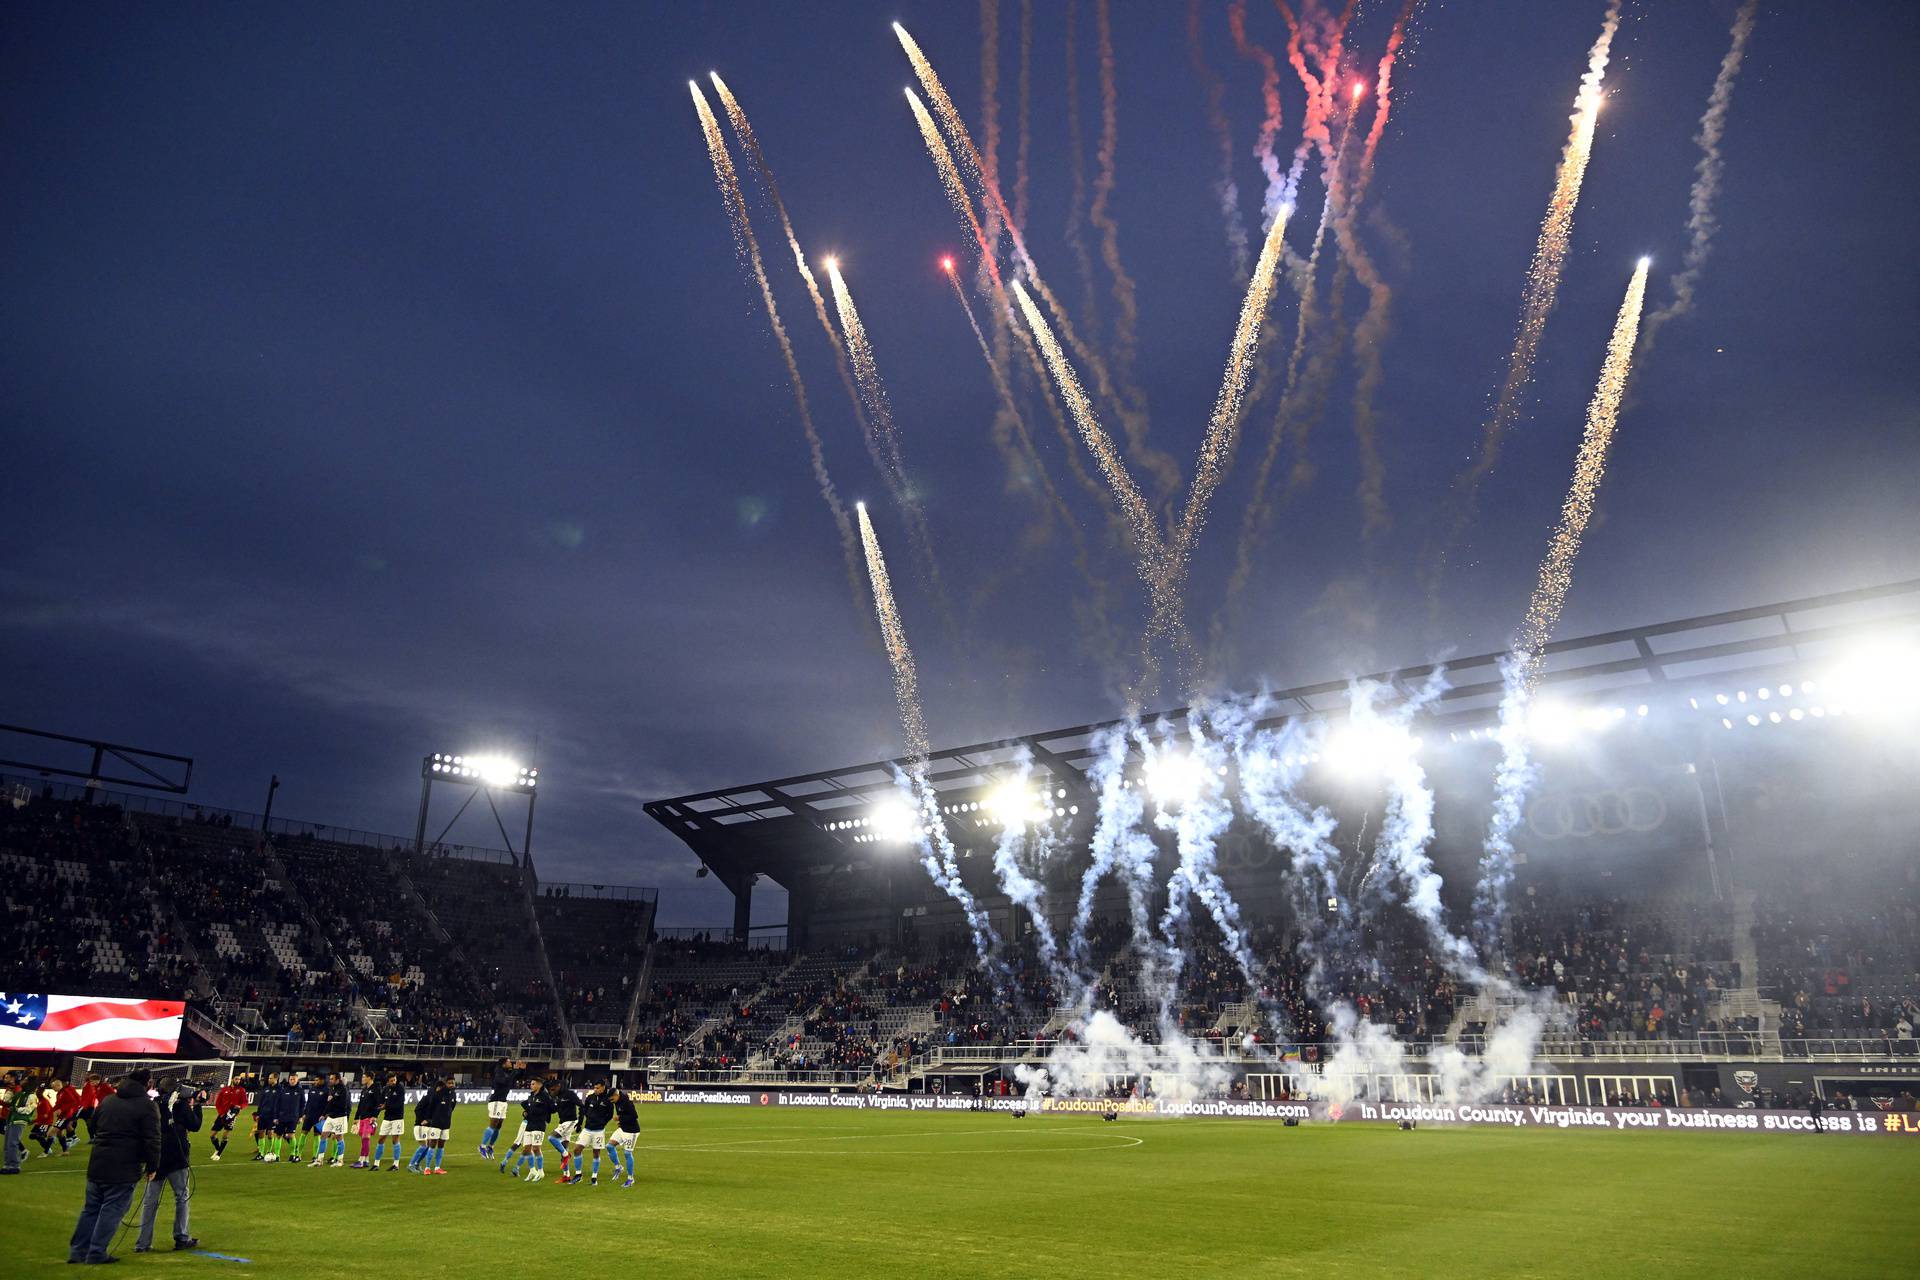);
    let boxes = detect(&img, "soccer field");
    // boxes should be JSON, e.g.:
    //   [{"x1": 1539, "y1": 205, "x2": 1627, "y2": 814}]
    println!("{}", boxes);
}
[{"x1": 4, "y1": 1103, "x2": 1915, "y2": 1277}]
